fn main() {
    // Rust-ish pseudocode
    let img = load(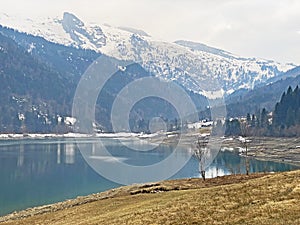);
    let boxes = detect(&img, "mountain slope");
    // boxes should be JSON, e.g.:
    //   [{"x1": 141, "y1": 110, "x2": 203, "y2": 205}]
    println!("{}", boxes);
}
[
  {"x1": 174, "y1": 40, "x2": 236, "y2": 59},
  {"x1": 0, "y1": 29, "x2": 208, "y2": 132},
  {"x1": 0, "y1": 12, "x2": 295, "y2": 98},
  {"x1": 1, "y1": 11, "x2": 299, "y2": 131},
  {"x1": 225, "y1": 66, "x2": 300, "y2": 116},
  {"x1": 0, "y1": 32, "x2": 72, "y2": 132},
  {"x1": 0, "y1": 24, "x2": 100, "y2": 81}
]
